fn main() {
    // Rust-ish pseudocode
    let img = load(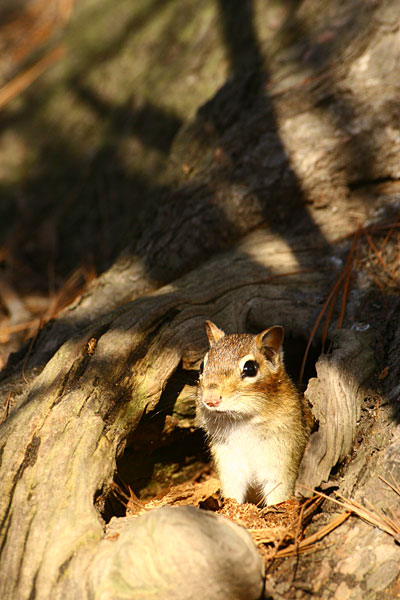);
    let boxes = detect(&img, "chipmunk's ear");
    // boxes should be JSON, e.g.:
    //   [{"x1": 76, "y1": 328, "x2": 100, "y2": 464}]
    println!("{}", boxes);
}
[
  {"x1": 205, "y1": 321, "x2": 225, "y2": 346},
  {"x1": 256, "y1": 326, "x2": 284, "y2": 365}
]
